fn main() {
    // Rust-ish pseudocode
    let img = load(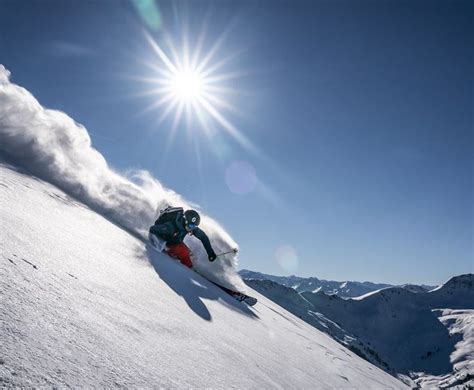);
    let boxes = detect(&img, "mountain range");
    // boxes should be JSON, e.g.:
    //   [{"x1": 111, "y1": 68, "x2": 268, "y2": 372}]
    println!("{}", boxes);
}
[
  {"x1": 243, "y1": 273, "x2": 473, "y2": 388},
  {"x1": 239, "y1": 269, "x2": 436, "y2": 298}
]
